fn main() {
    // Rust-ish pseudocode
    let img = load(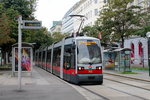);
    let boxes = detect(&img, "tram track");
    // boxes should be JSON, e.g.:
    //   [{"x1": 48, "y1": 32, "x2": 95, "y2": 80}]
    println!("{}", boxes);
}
[
  {"x1": 80, "y1": 85, "x2": 110, "y2": 100},
  {"x1": 108, "y1": 87, "x2": 148, "y2": 100},
  {"x1": 36, "y1": 67, "x2": 150, "y2": 100},
  {"x1": 76, "y1": 73, "x2": 150, "y2": 100},
  {"x1": 104, "y1": 77, "x2": 150, "y2": 91},
  {"x1": 104, "y1": 74, "x2": 150, "y2": 91},
  {"x1": 36, "y1": 67, "x2": 109, "y2": 100},
  {"x1": 79, "y1": 84, "x2": 149, "y2": 100}
]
